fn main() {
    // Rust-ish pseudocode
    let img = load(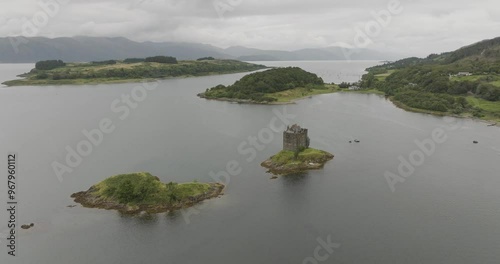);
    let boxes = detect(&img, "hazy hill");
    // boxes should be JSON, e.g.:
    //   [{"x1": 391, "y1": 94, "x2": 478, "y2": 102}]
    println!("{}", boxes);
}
[
  {"x1": 0, "y1": 36, "x2": 398, "y2": 63},
  {"x1": 367, "y1": 36, "x2": 500, "y2": 73},
  {"x1": 225, "y1": 45, "x2": 397, "y2": 61},
  {"x1": 445, "y1": 36, "x2": 500, "y2": 63},
  {"x1": 0, "y1": 36, "x2": 229, "y2": 63},
  {"x1": 223, "y1": 46, "x2": 300, "y2": 61}
]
